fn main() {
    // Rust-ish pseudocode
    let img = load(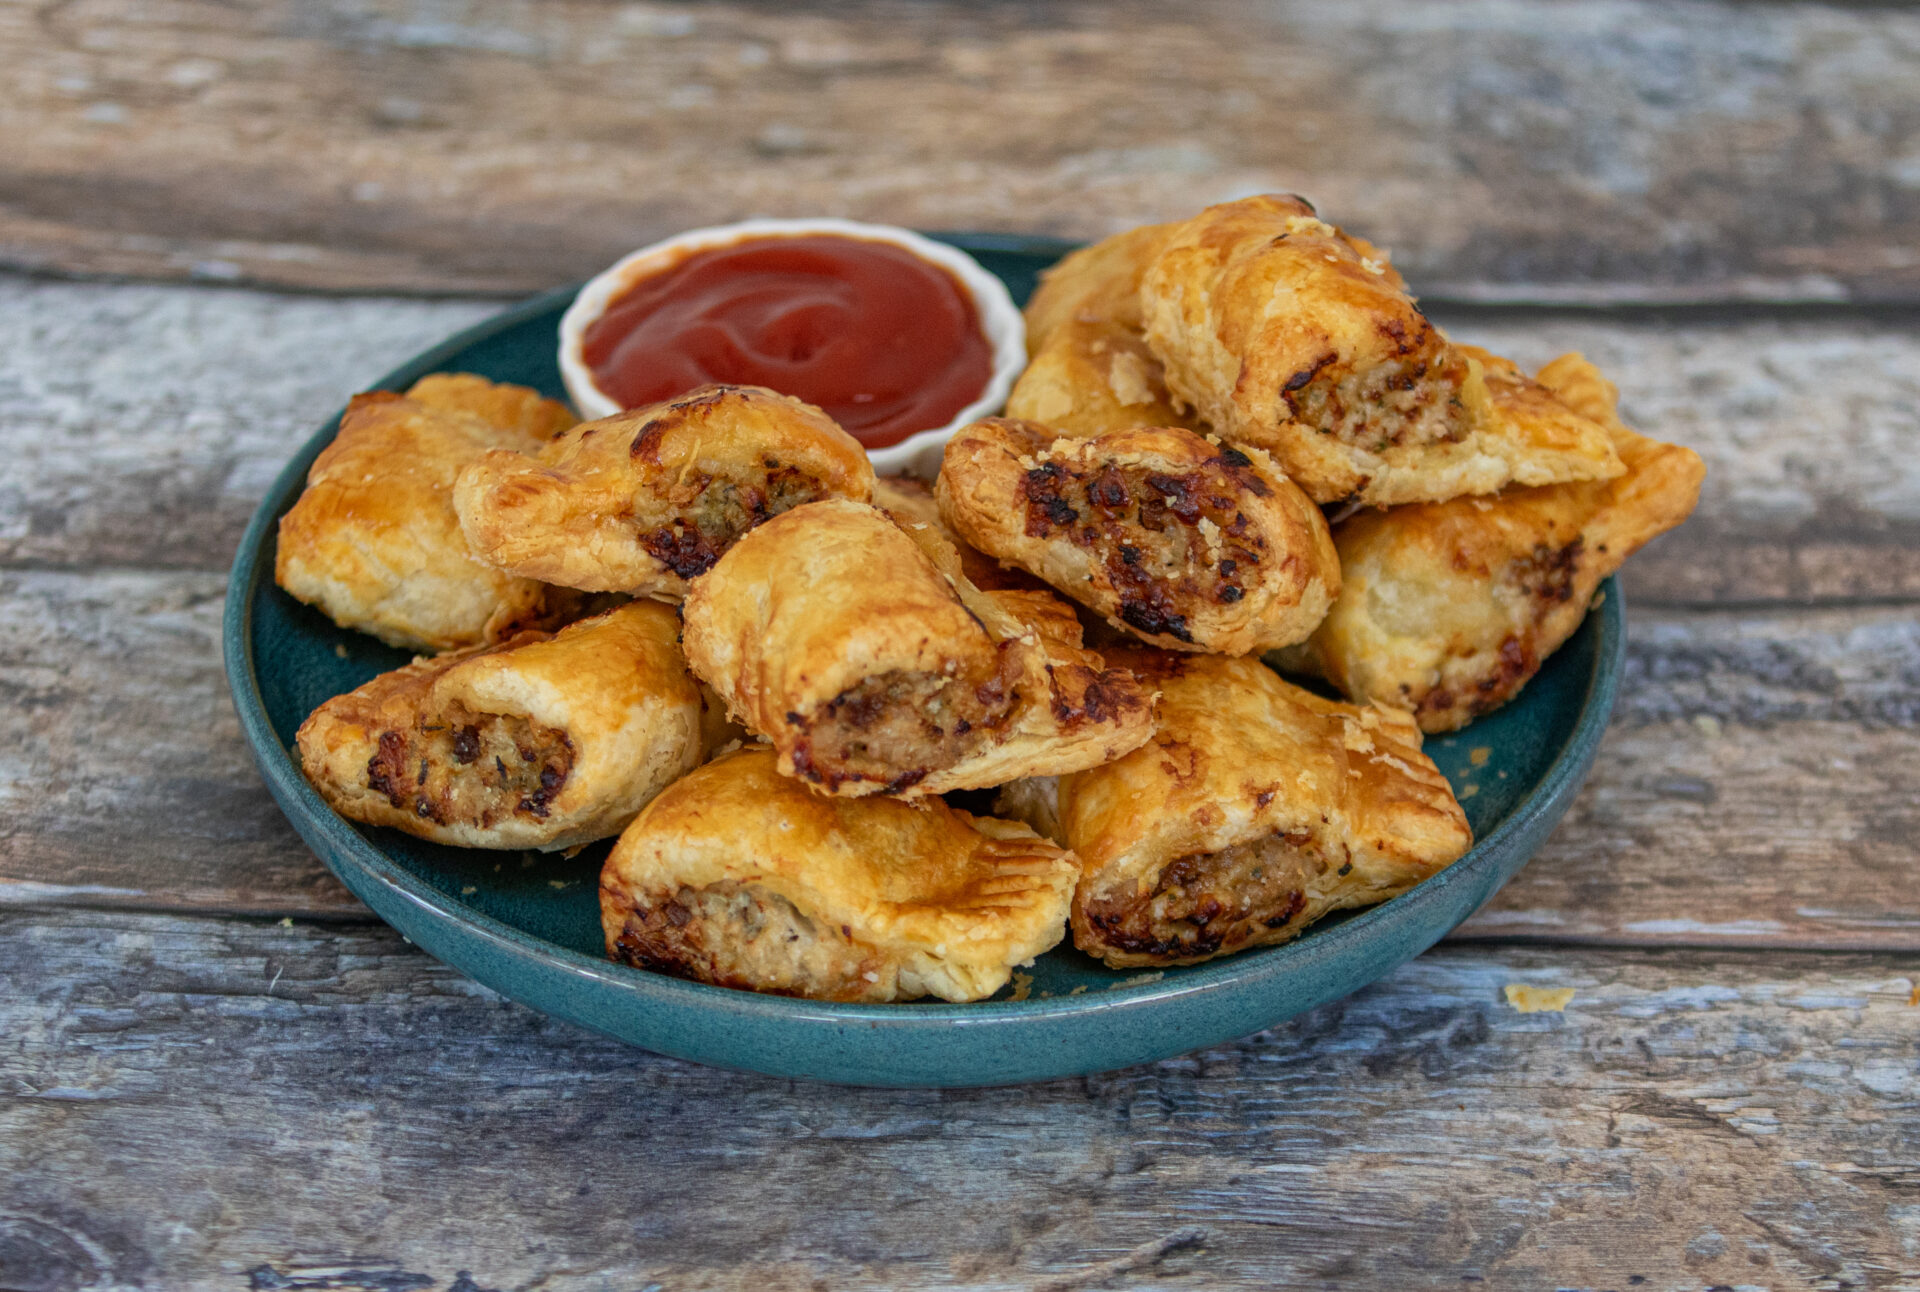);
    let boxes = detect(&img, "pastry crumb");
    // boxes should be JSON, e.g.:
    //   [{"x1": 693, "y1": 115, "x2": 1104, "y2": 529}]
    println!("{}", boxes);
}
[{"x1": 1504, "y1": 984, "x2": 1574, "y2": 1013}]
